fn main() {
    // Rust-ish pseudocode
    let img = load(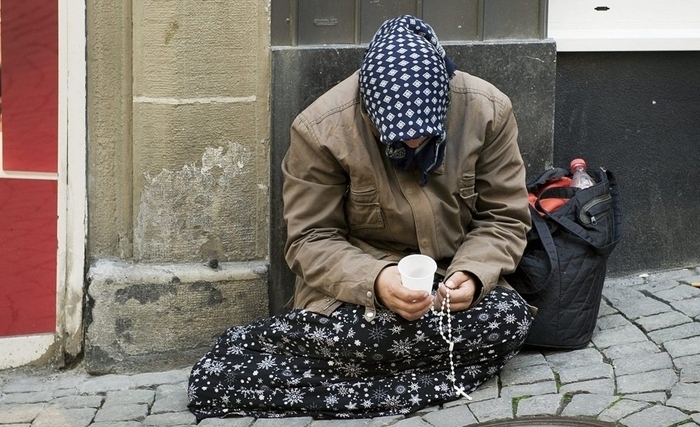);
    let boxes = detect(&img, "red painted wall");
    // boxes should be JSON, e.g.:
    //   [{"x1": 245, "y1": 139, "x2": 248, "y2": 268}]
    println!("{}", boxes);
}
[
  {"x1": 0, "y1": 1, "x2": 59, "y2": 336},
  {"x1": 0, "y1": 180, "x2": 58, "y2": 335},
  {"x1": 1, "y1": 0, "x2": 58, "y2": 173}
]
